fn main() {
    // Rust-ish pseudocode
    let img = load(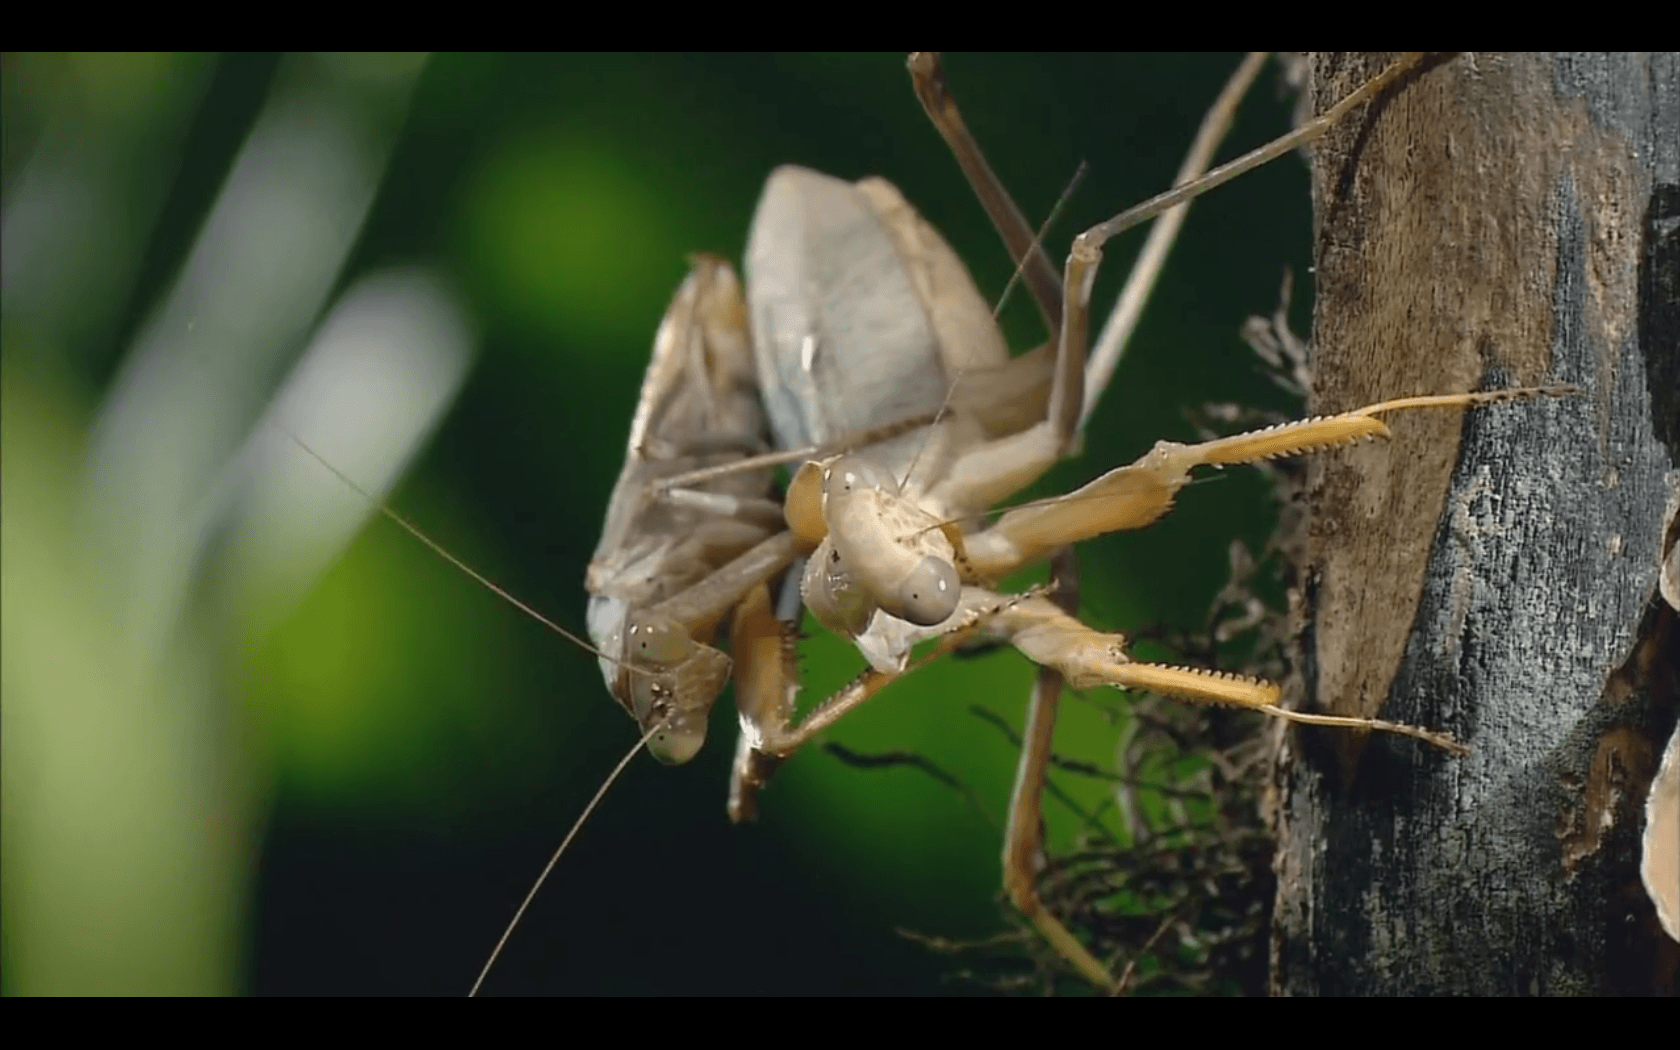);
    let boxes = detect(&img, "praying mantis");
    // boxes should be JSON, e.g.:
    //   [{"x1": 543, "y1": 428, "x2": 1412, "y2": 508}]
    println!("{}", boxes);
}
[
  {"x1": 428, "y1": 50, "x2": 1566, "y2": 993},
  {"x1": 275, "y1": 55, "x2": 1572, "y2": 987}
]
